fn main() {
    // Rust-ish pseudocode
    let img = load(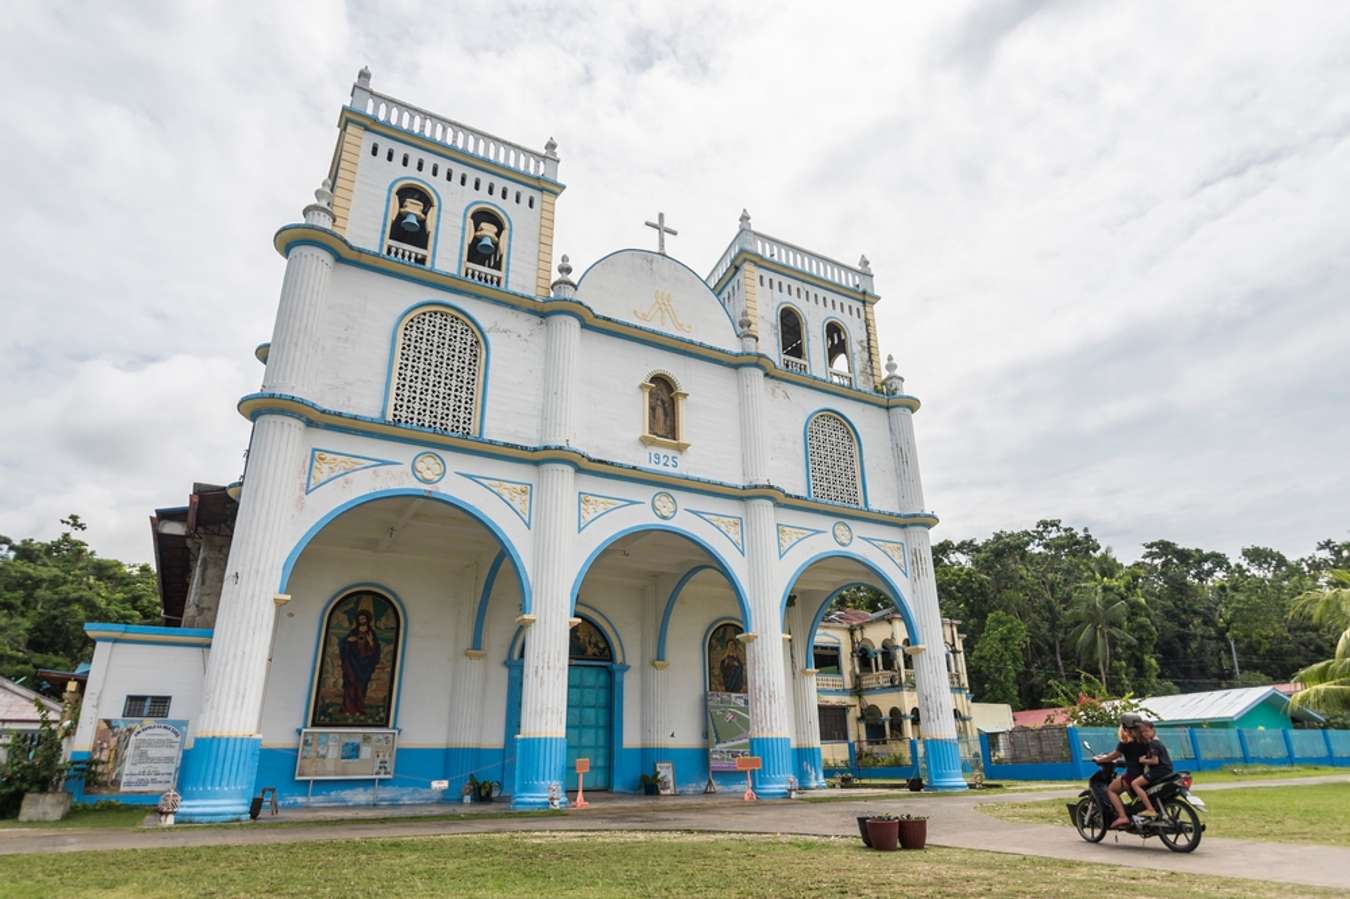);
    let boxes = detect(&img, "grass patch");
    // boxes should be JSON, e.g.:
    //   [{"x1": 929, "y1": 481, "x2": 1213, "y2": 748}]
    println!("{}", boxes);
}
[
  {"x1": 0, "y1": 832, "x2": 1341, "y2": 898},
  {"x1": 1193, "y1": 765, "x2": 1341, "y2": 783},
  {"x1": 0, "y1": 805, "x2": 148, "y2": 830},
  {"x1": 979, "y1": 781, "x2": 1350, "y2": 847}
]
